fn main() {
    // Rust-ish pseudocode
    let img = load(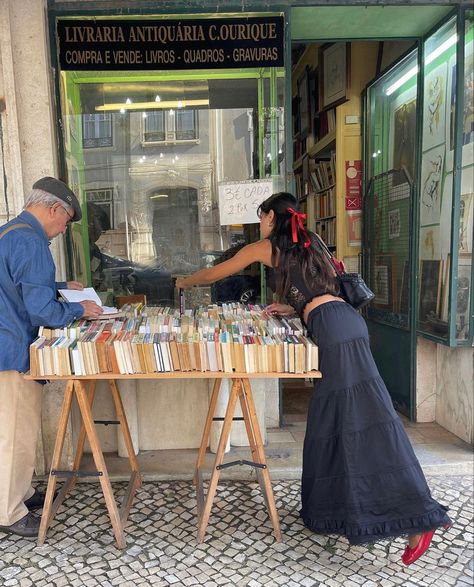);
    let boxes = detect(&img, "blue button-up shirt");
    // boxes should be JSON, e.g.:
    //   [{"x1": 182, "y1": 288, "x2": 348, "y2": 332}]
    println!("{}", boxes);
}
[{"x1": 0, "y1": 211, "x2": 84, "y2": 373}]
